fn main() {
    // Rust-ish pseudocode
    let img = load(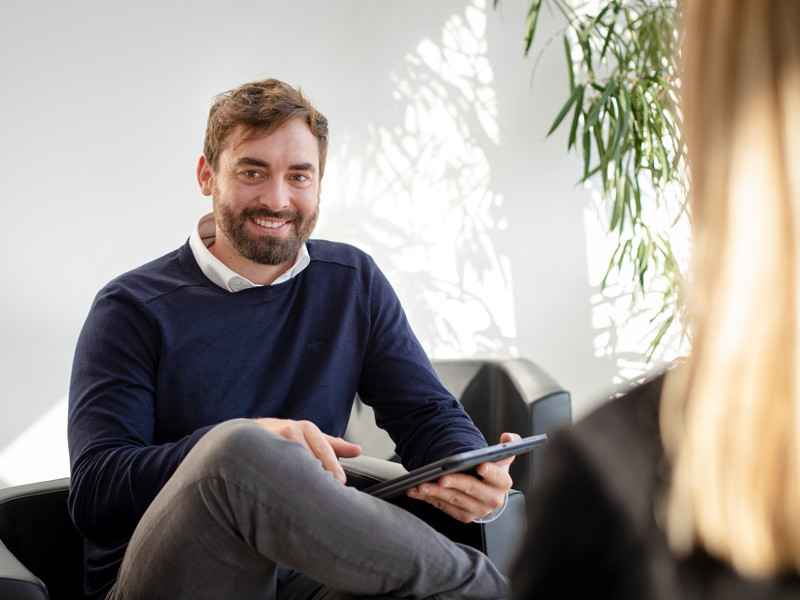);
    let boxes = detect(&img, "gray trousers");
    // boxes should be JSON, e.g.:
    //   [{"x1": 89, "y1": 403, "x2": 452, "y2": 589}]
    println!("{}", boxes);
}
[{"x1": 107, "y1": 419, "x2": 510, "y2": 600}]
